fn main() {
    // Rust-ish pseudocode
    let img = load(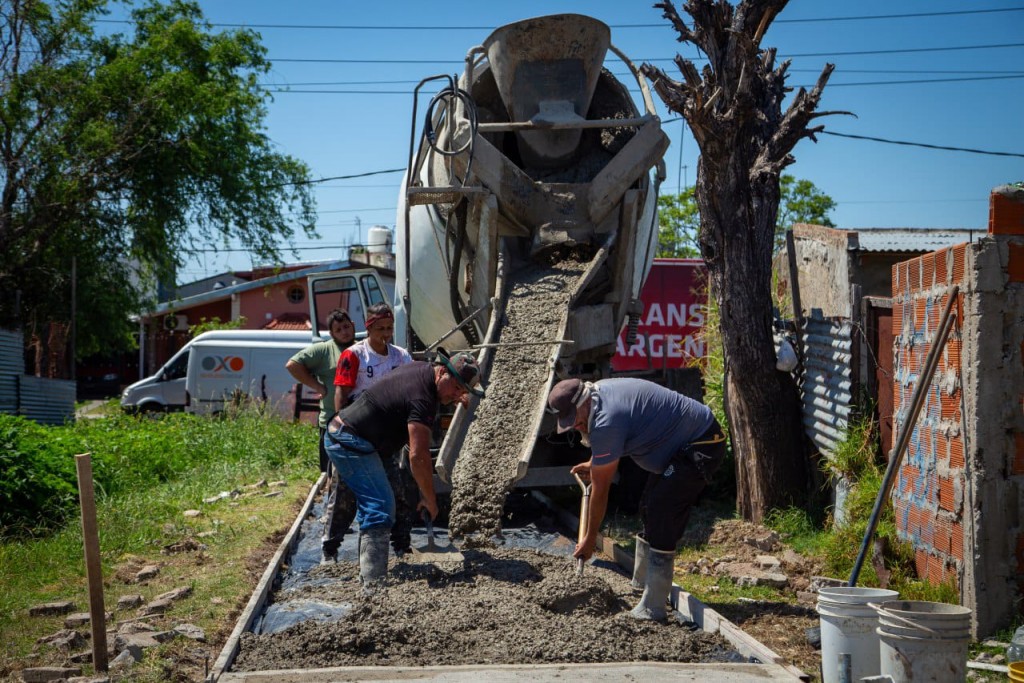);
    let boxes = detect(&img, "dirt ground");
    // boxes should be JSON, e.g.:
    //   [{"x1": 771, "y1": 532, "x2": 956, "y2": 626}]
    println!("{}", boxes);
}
[
  {"x1": 678, "y1": 517, "x2": 824, "y2": 679},
  {"x1": 233, "y1": 546, "x2": 736, "y2": 671}
]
